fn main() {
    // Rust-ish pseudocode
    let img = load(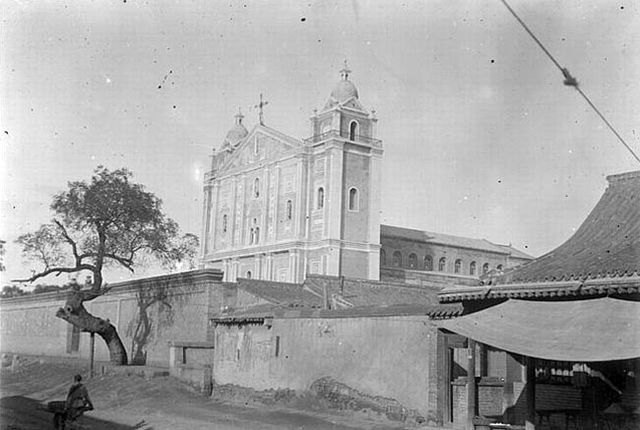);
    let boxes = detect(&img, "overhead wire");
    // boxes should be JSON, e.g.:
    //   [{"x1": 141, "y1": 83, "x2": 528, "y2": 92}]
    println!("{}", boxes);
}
[{"x1": 499, "y1": 0, "x2": 640, "y2": 164}]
